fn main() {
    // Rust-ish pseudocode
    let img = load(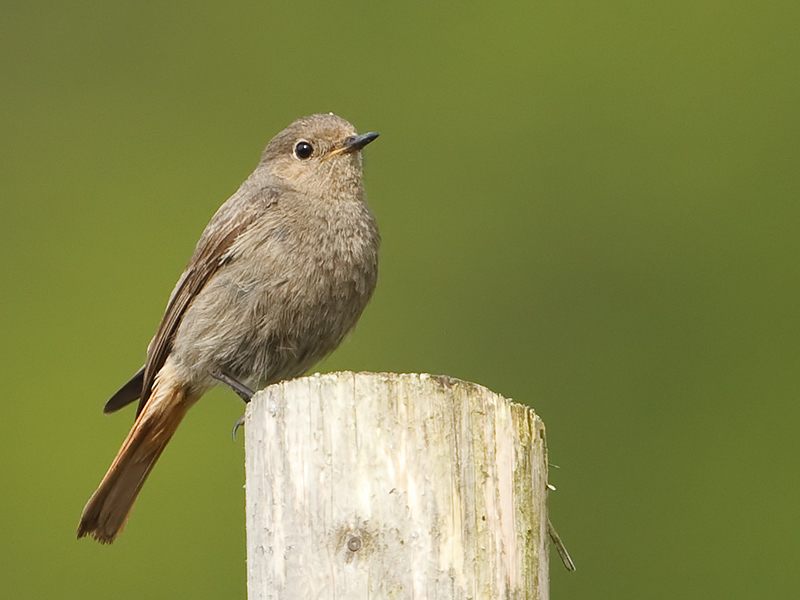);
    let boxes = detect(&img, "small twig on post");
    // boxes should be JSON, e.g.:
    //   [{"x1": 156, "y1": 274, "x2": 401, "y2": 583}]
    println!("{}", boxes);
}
[
  {"x1": 548, "y1": 519, "x2": 576, "y2": 572},
  {"x1": 245, "y1": 371, "x2": 551, "y2": 599}
]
